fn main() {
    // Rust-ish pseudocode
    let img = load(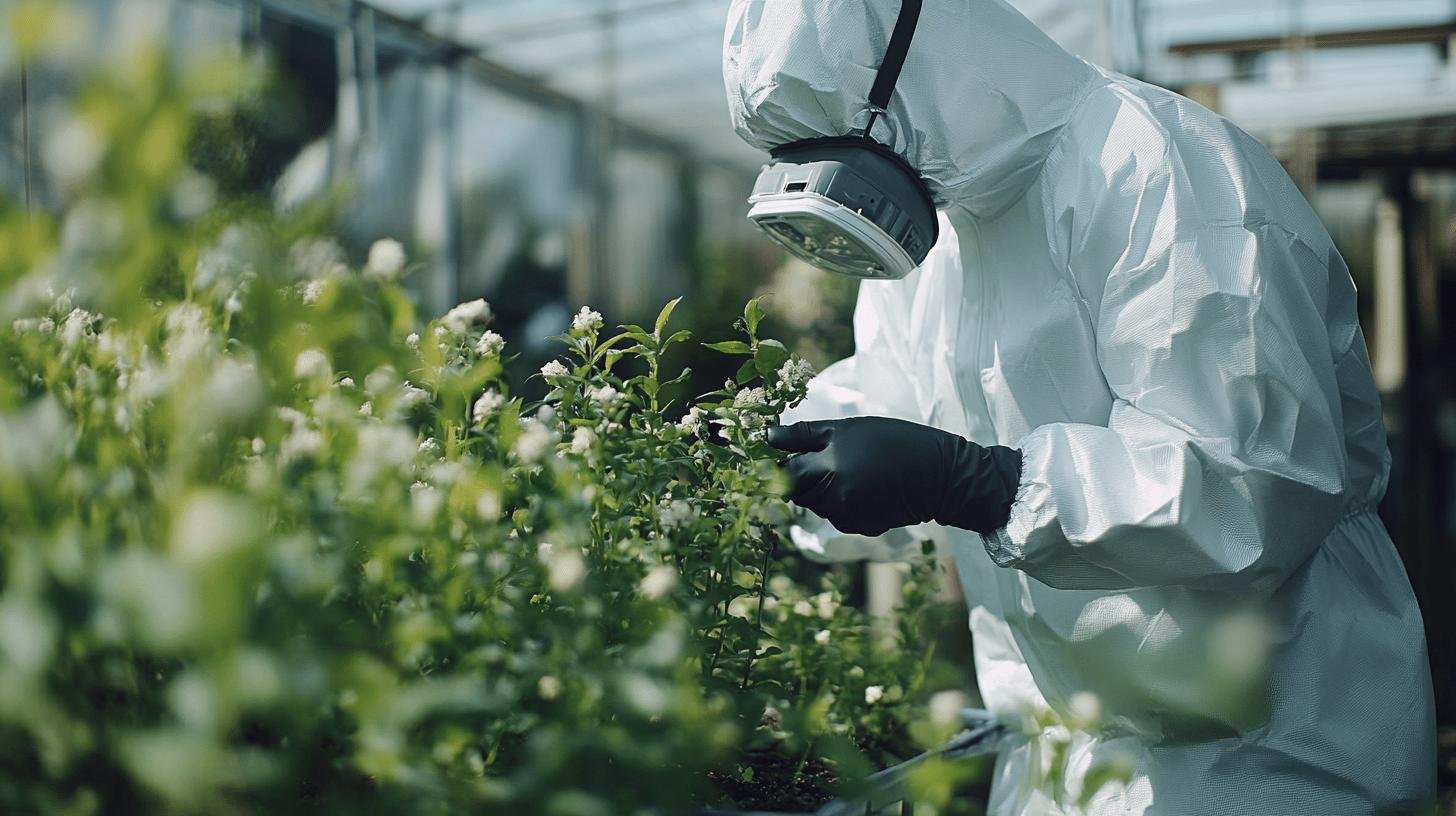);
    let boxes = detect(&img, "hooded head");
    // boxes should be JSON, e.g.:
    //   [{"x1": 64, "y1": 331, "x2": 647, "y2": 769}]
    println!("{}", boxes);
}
[{"x1": 723, "y1": 0, "x2": 1098, "y2": 219}]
